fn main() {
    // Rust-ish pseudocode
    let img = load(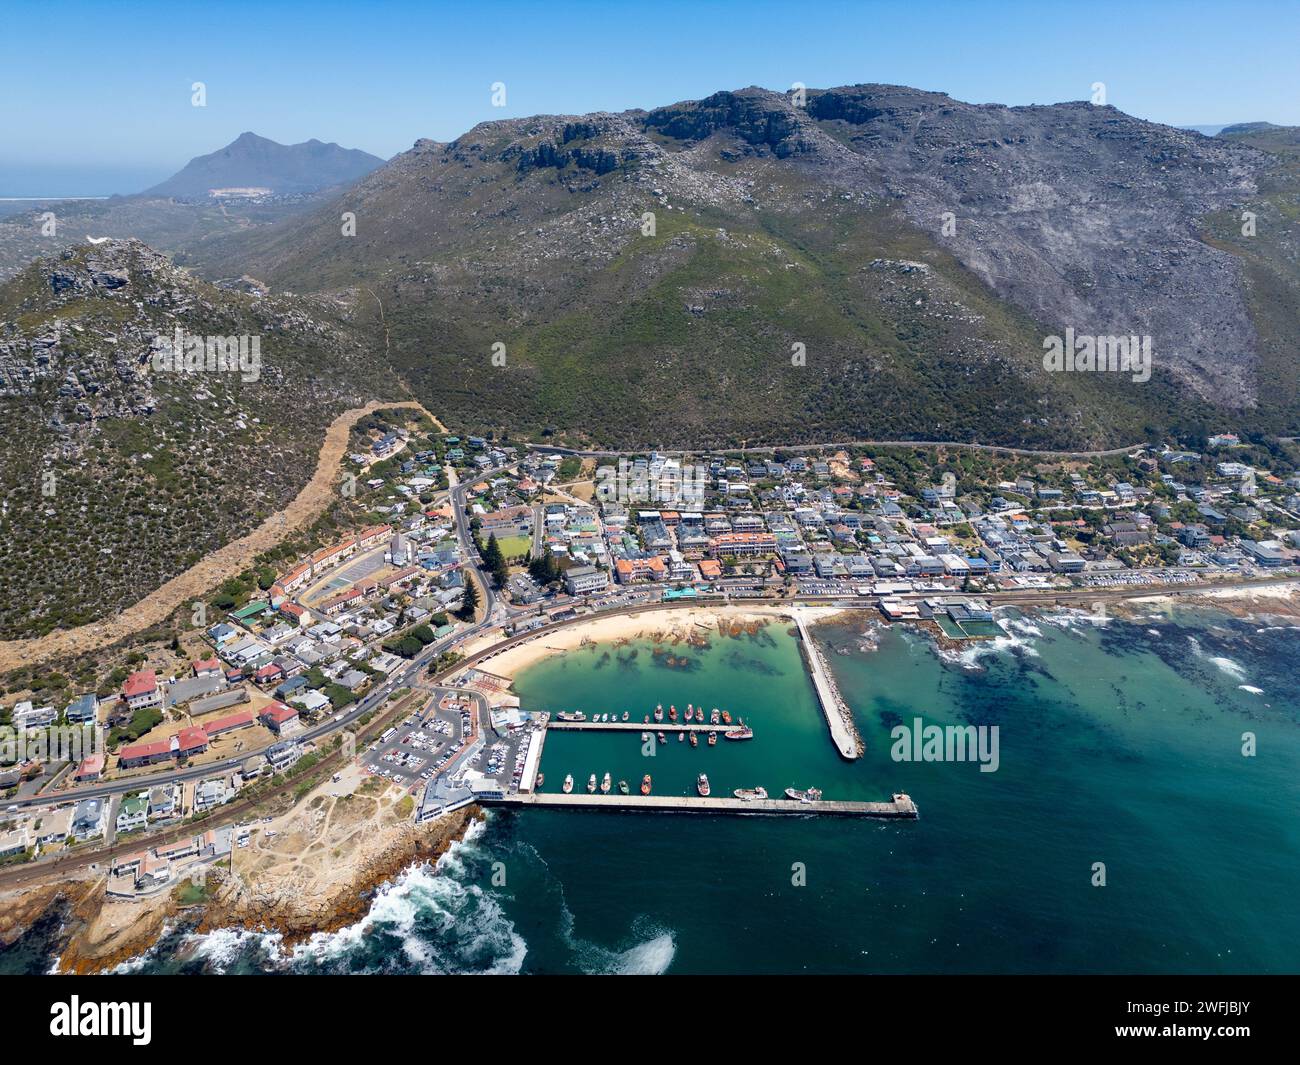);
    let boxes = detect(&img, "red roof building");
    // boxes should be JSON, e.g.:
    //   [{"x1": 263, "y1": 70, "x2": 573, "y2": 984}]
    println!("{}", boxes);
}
[
  {"x1": 75, "y1": 753, "x2": 105, "y2": 781},
  {"x1": 259, "y1": 702, "x2": 299, "y2": 734},
  {"x1": 192, "y1": 657, "x2": 221, "y2": 677},
  {"x1": 118, "y1": 739, "x2": 173, "y2": 768},
  {"x1": 122, "y1": 669, "x2": 162, "y2": 710},
  {"x1": 176, "y1": 726, "x2": 209, "y2": 757},
  {"x1": 204, "y1": 709, "x2": 256, "y2": 737}
]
